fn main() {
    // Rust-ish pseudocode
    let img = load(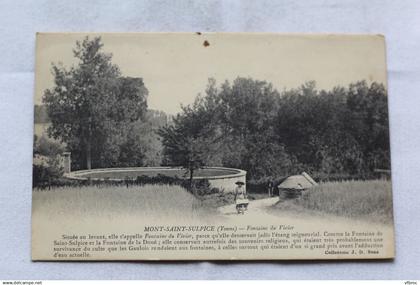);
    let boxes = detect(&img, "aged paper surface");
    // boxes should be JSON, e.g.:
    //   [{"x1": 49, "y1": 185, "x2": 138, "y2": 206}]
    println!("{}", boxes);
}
[{"x1": 32, "y1": 33, "x2": 394, "y2": 260}]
